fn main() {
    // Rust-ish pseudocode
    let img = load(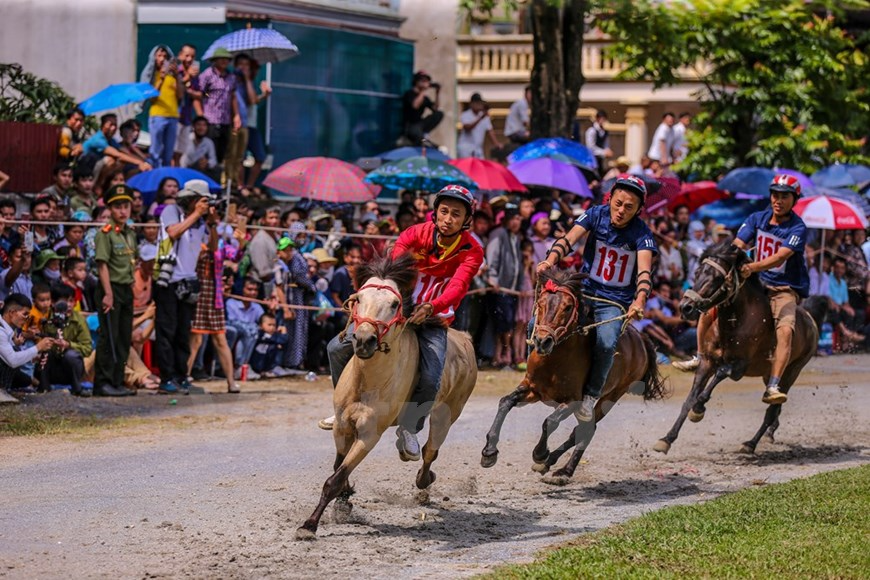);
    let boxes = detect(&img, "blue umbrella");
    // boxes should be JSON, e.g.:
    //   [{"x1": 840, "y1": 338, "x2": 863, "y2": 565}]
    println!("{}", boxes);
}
[
  {"x1": 811, "y1": 164, "x2": 870, "y2": 189},
  {"x1": 508, "y1": 138, "x2": 598, "y2": 180},
  {"x1": 127, "y1": 168, "x2": 221, "y2": 206},
  {"x1": 717, "y1": 167, "x2": 776, "y2": 197},
  {"x1": 365, "y1": 156, "x2": 476, "y2": 193},
  {"x1": 378, "y1": 146, "x2": 450, "y2": 162},
  {"x1": 204, "y1": 28, "x2": 299, "y2": 63},
  {"x1": 78, "y1": 83, "x2": 159, "y2": 115},
  {"x1": 694, "y1": 197, "x2": 768, "y2": 229}
]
